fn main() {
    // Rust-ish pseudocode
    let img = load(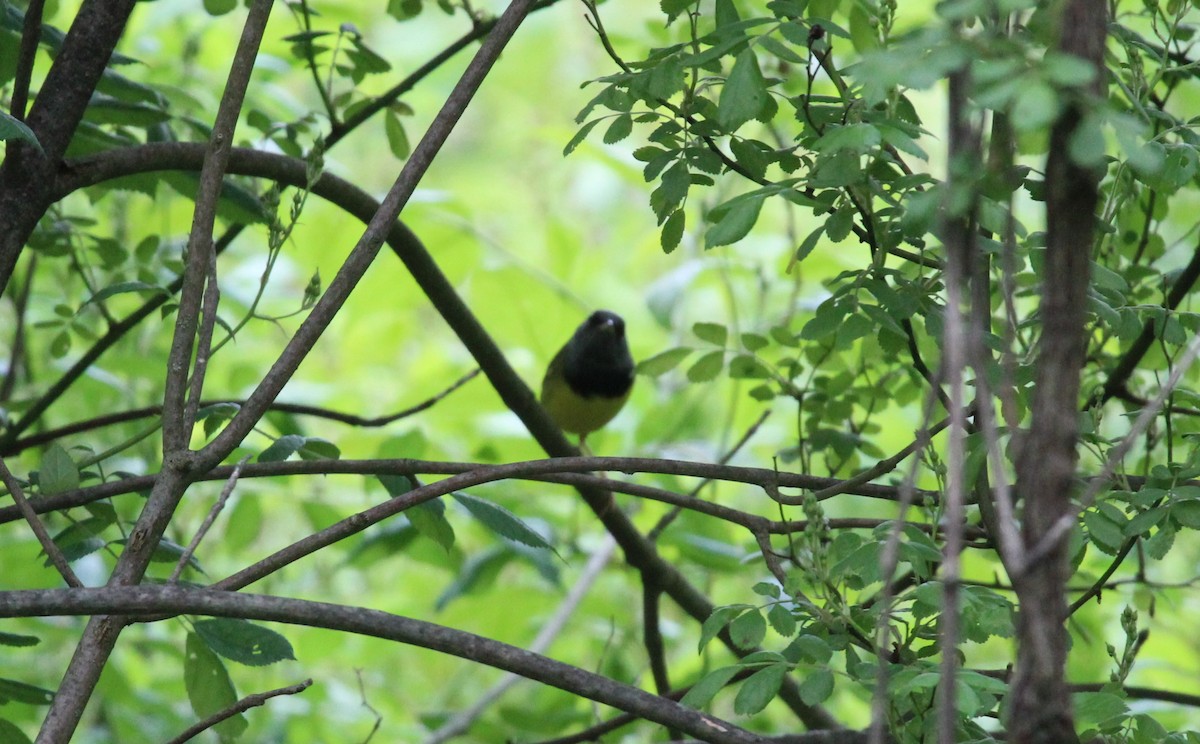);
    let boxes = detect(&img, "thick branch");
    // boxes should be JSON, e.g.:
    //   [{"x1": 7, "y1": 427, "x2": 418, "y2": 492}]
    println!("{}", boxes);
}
[
  {"x1": 0, "y1": 0, "x2": 138, "y2": 296},
  {"x1": 1008, "y1": 3, "x2": 1106, "y2": 743}
]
